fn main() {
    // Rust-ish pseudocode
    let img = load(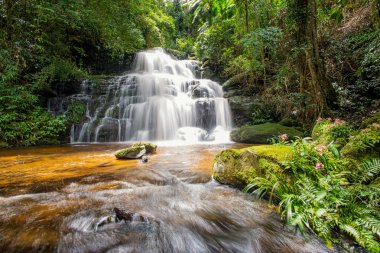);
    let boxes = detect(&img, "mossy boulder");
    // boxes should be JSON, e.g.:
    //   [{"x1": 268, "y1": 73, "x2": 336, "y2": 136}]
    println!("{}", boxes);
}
[
  {"x1": 341, "y1": 124, "x2": 380, "y2": 157},
  {"x1": 115, "y1": 142, "x2": 157, "y2": 159},
  {"x1": 311, "y1": 119, "x2": 352, "y2": 147},
  {"x1": 212, "y1": 145, "x2": 291, "y2": 187},
  {"x1": 278, "y1": 118, "x2": 304, "y2": 130},
  {"x1": 131, "y1": 142, "x2": 157, "y2": 154},
  {"x1": 115, "y1": 146, "x2": 146, "y2": 159},
  {"x1": 230, "y1": 123, "x2": 303, "y2": 144}
]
